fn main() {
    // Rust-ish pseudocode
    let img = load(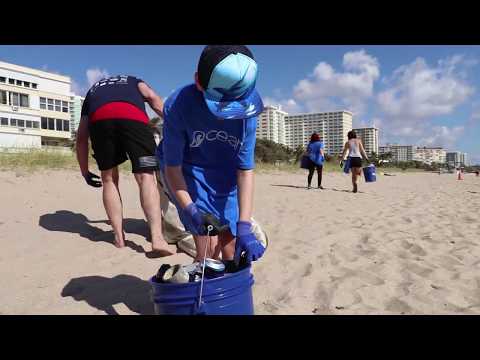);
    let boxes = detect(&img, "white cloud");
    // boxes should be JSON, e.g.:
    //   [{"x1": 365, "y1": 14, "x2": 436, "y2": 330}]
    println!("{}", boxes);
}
[
  {"x1": 292, "y1": 50, "x2": 380, "y2": 115},
  {"x1": 265, "y1": 49, "x2": 380, "y2": 116},
  {"x1": 86, "y1": 68, "x2": 110, "y2": 87},
  {"x1": 417, "y1": 125, "x2": 465, "y2": 149},
  {"x1": 377, "y1": 56, "x2": 474, "y2": 120}
]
